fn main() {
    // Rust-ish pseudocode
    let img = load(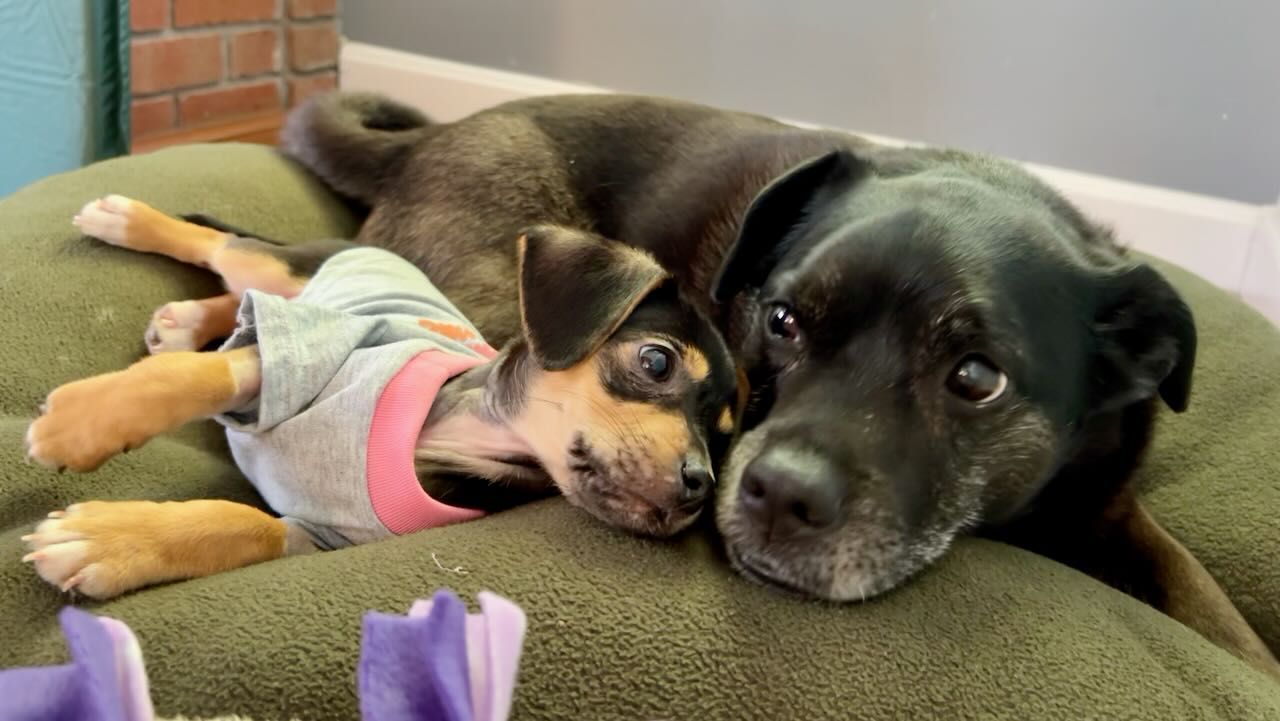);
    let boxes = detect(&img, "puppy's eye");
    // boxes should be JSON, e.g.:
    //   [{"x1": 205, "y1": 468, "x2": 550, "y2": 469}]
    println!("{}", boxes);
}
[
  {"x1": 638, "y1": 344, "x2": 674, "y2": 382},
  {"x1": 946, "y1": 355, "x2": 1008, "y2": 404},
  {"x1": 767, "y1": 304, "x2": 800, "y2": 342}
]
